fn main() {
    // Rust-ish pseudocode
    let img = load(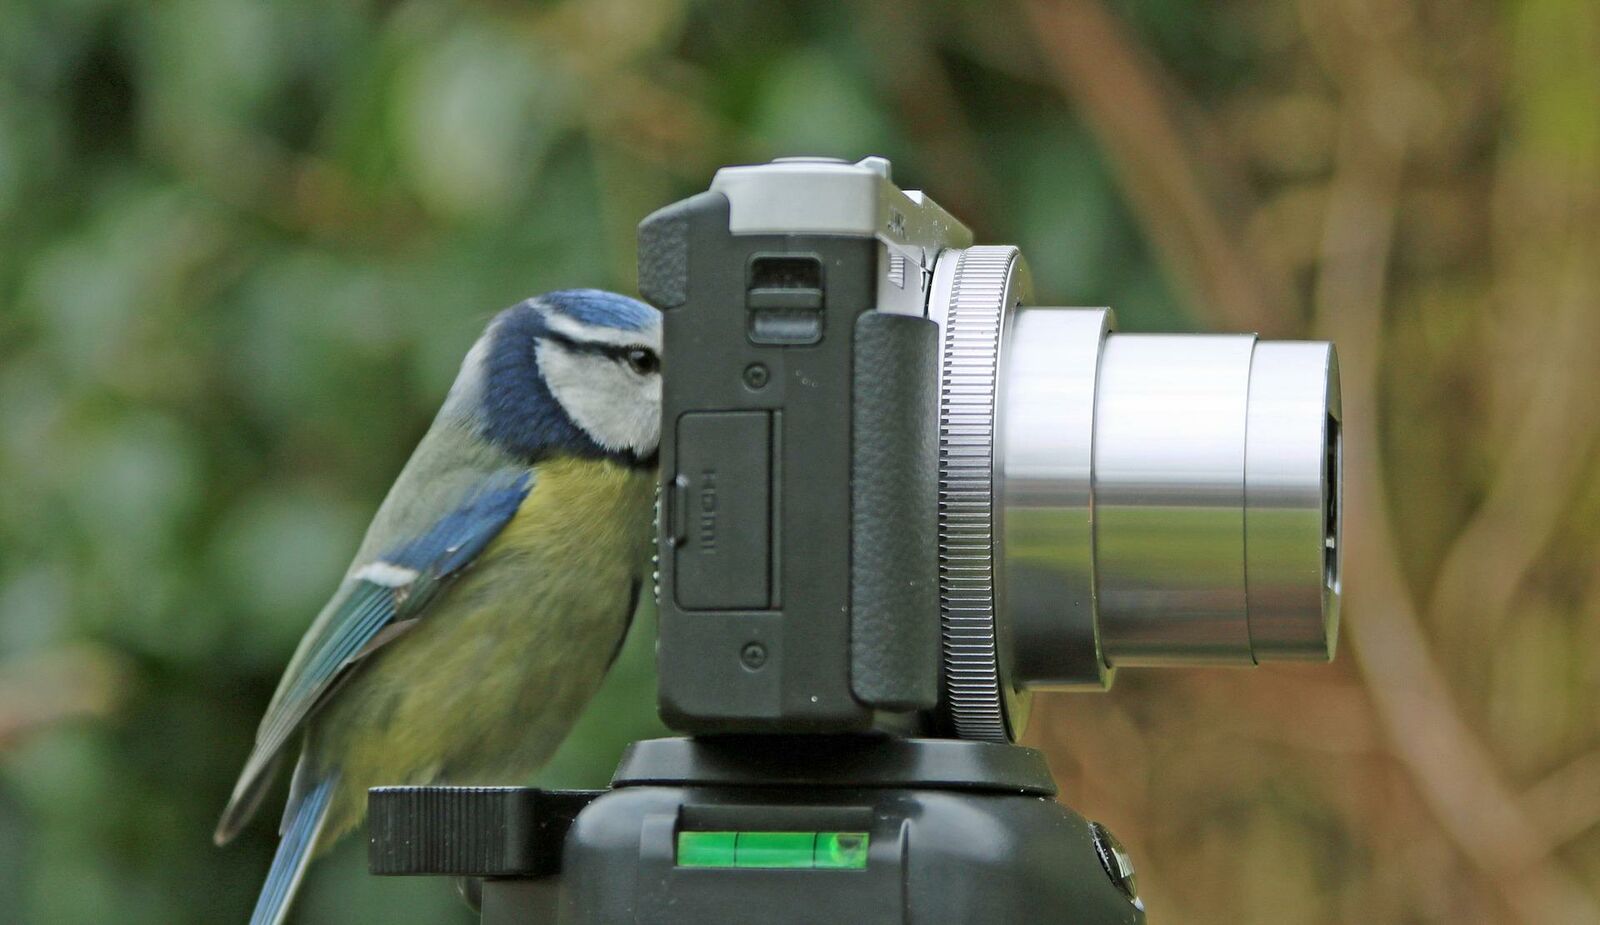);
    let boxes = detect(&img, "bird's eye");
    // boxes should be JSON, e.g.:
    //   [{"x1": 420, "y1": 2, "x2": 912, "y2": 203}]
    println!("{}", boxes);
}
[{"x1": 625, "y1": 347, "x2": 659, "y2": 376}]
